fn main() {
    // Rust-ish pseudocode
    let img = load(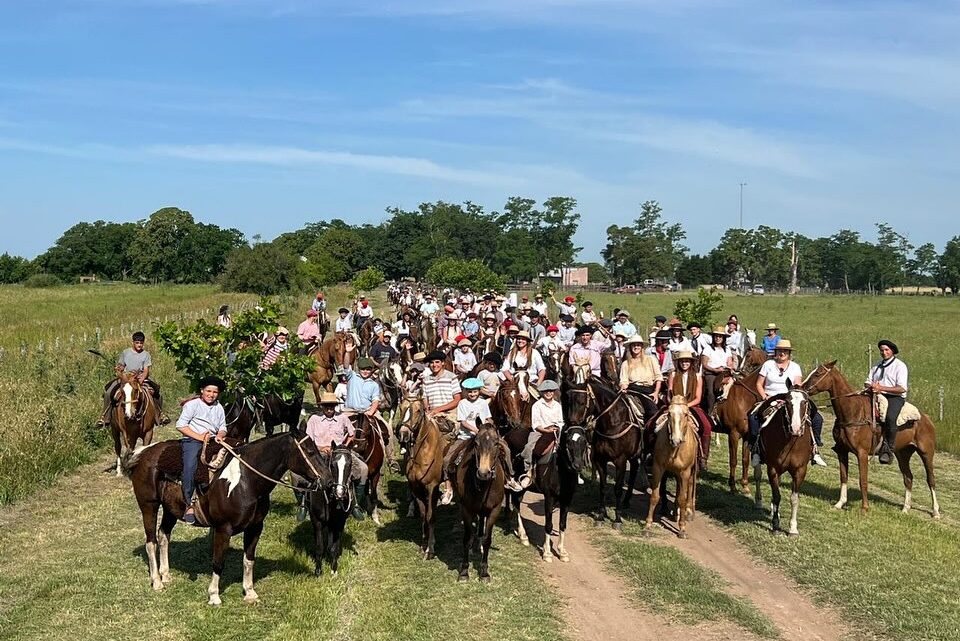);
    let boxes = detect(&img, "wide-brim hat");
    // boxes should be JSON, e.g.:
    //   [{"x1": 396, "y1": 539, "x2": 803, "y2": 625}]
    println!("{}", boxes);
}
[
  {"x1": 877, "y1": 339, "x2": 899, "y2": 355},
  {"x1": 514, "y1": 331, "x2": 531, "y2": 341},
  {"x1": 624, "y1": 335, "x2": 645, "y2": 346},
  {"x1": 617, "y1": 310, "x2": 631, "y2": 318},
  {"x1": 675, "y1": 350, "x2": 696, "y2": 361},
  {"x1": 318, "y1": 391, "x2": 339, "y2": 405},
  {"x1": 539, "y1": 380, "x2": 560, "y2": 392},
  {"x1": 383, "y1": 330, "x2": 393, "y2": 337},
  {"x1": 457, "y1": 338, "x2": 472, "y2": 347},
  {"x1": 668, "y1": 317, "x2": 682, "y2": 327},
  {"x1": 484, "y1": 313, "x2": 496, "y2": 320},
  {"x1": 276, "y1": 326, "x2": 290, "y2": 336},
  {"x1": 711, "y1": 325, "x2": 727, "y2": 336},
  {"x1": 687, "y1": 322, "x2": 702, "y2": 330},
  {"x1": 655, "y1": 330, "x2": 672, "y2": 341},
  {"x1": 506, "y1": 325, "x2": 520, "y2": 334},
  {"x1": 576, "y1": 326, "x2": 594, "y2": 337},
  {"x1": 413, "y1": 351, "x2": 427, "y2": 362},
  {"x1": 338, "y1": 307, "x2": 349, "y2": 314},
  {"x1": 654, "y1": 315, "x2": 667, "y2": 323},
  {"x1": 774, "y1": 340, "x2": 793, "y2": 351},
  {"x1": 425, "y1": 350, "x2": 447, "y2": 362},
  {"x1": 613, "y1": 330, "x2": 628, "y2": 338},
  {"x1": 766, "y1": 323, "x2": 779, "y2": 331}
]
